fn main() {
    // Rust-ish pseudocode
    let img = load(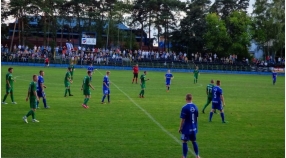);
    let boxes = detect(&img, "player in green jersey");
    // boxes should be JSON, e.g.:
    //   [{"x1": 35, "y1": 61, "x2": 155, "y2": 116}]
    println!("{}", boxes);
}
[
  {"x1": 139, "y1": 71, "x2": 150, "y2": 98},
  {"x1": 193, "y1": 66, "x2": 200, "y2": 84},
  {"x1": 70, "y1": 62, "x2": 75, "y2": 80},
  {"x1": 22, "y1": 75, "x2": 40, "y2": 123},
  {"x1": 2, "y1": 67, "x2": 17, "y2": 104},
  {"x1": 202, "y1": 79, "x2": 215, "y2": 113},
  {"x1": 64, "y1": 67, "x2": 73, "y2": 97},
  {"x1": 81, "y1": 71, "x2": 95, "y2": 109}
]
